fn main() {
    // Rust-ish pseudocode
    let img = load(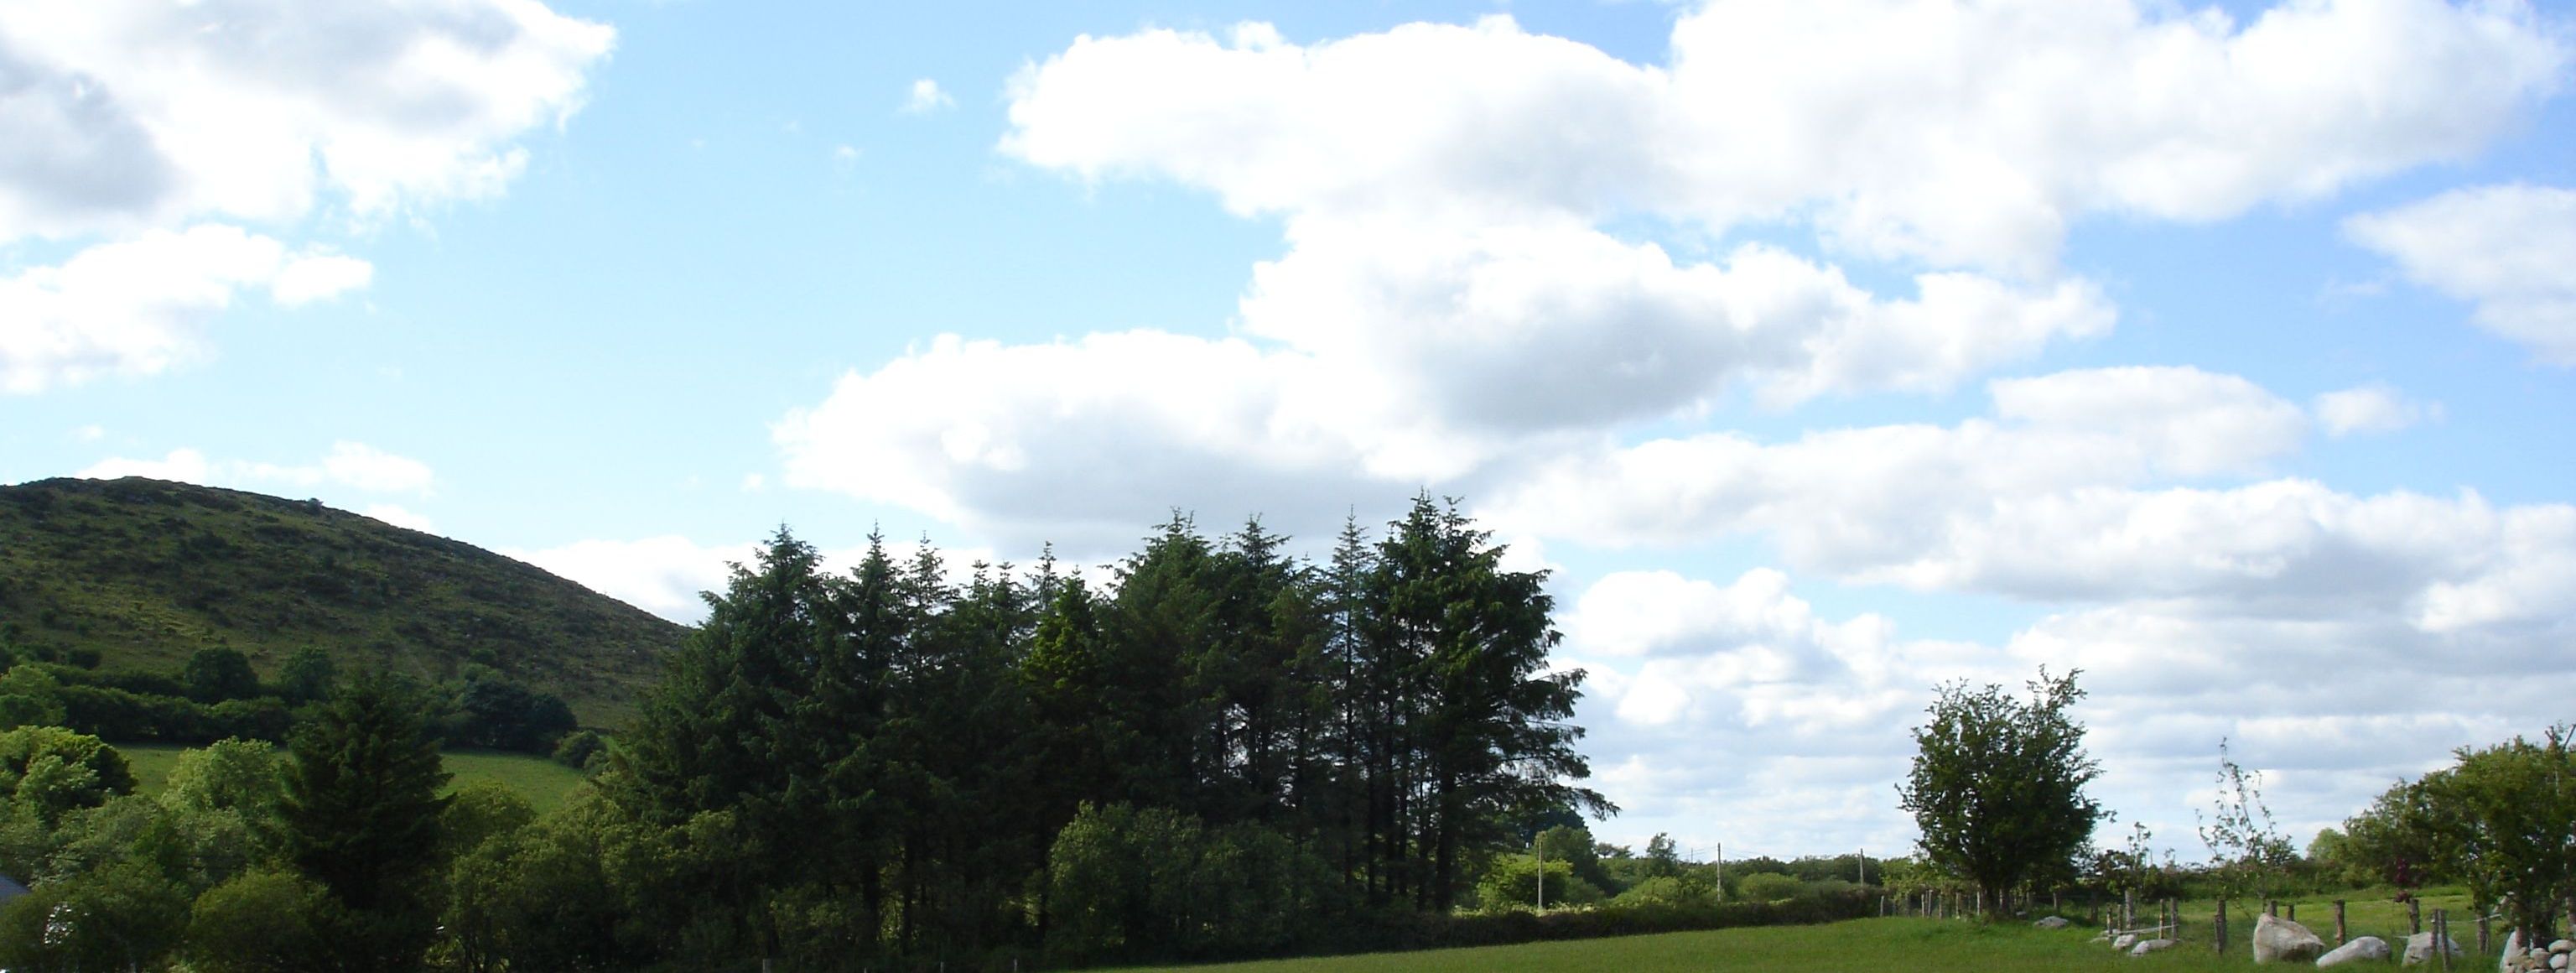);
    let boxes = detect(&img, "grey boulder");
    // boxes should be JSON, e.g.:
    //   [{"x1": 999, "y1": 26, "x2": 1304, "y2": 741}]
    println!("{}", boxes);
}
[
  {"x1": 2255, "y1": 913, "x2": 2328, "y2": 964},
  {"x1": 2318, "y1": 936, "x2": 2392, "y2": 968},
  {"x1": 2407, "y1": 932, "x2": 2464, "y2": 965}
]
